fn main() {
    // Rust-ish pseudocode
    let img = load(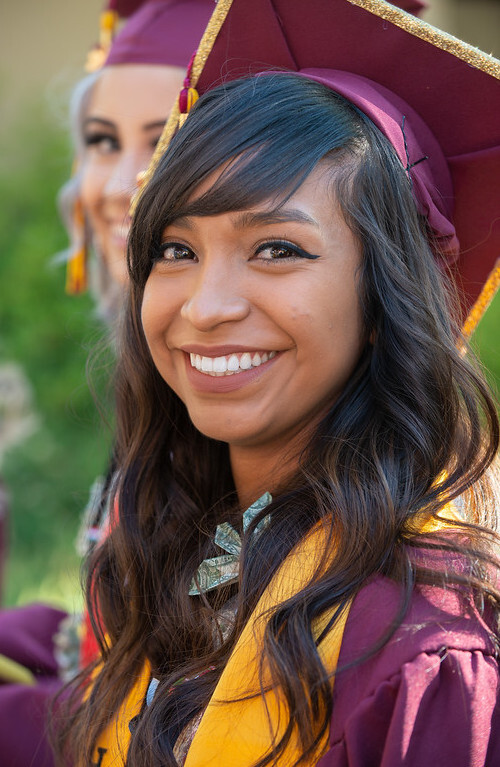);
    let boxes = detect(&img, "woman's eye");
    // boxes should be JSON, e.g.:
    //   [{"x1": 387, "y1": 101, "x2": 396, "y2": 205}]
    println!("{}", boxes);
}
[
  {"x1": 159, "y1": 242, "x2": 196, "y2": 262},
  {"x1": 255, "y1": 241, "x2": 319, "y2": 261},
  {"x1": 84, "y1": 134, "x2": 119, "y2": 155},
  {"x1": 150, "y1": 135, "x2": 163, "y2": 151}
]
